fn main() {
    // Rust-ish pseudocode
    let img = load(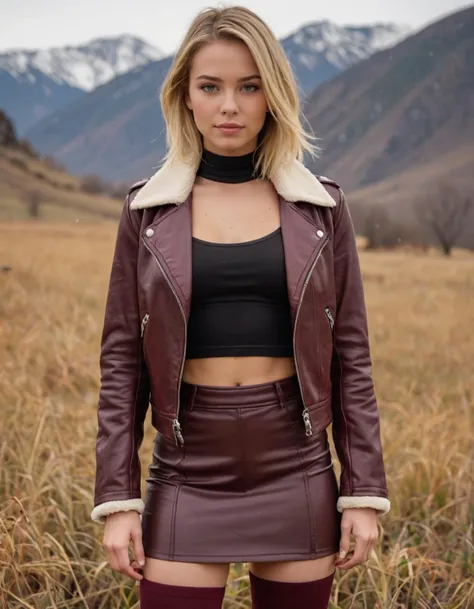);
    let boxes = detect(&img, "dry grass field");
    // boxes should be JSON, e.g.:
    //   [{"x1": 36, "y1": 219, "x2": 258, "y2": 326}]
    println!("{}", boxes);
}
[{"x1": 0, "y1": 219, "x2": 473, "y2": 608}]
